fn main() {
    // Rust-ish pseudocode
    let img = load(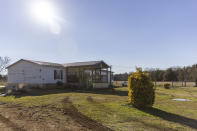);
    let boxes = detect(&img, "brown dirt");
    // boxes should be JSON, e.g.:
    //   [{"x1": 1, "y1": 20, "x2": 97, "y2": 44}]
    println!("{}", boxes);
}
[{"x1": 0, "y1": 97, "x2": 113, "y2": 131}]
